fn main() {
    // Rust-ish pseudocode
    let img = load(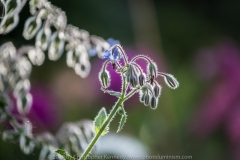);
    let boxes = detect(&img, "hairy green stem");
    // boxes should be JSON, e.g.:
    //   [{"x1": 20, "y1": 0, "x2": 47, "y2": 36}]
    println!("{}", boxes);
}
[
  {"x1": 80, "y1": 98, "x2": 124, "y2": 160},
  {"x1": 80, "y1": 74, "x2": 128, "y2": 160}
]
